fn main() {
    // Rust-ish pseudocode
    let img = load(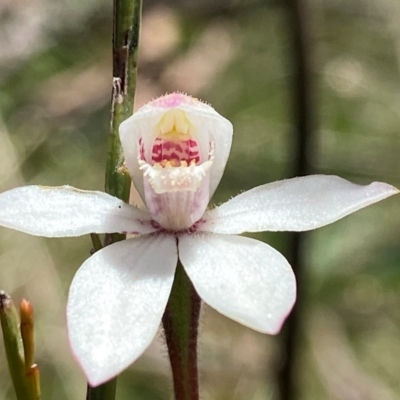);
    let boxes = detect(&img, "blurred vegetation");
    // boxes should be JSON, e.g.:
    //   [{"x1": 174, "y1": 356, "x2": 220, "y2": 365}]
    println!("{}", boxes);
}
[{"x1": 0, "y1": 0, "x2": 400, "y2": 399}]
